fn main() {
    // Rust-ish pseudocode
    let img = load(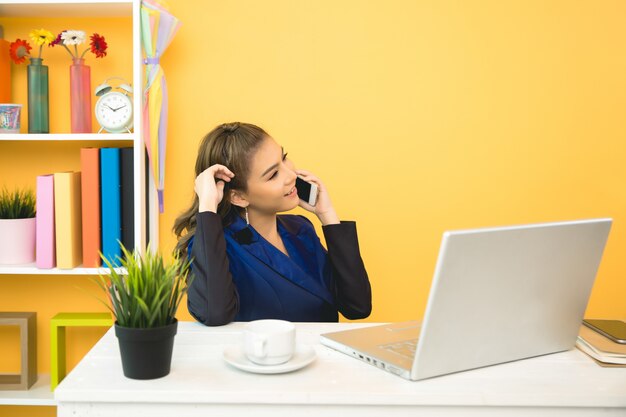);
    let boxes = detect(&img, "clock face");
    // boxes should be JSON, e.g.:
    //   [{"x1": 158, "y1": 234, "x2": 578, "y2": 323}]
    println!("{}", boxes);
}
[{"x1": 95, "y1": 92, "x2": 133, "y2": 133}]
